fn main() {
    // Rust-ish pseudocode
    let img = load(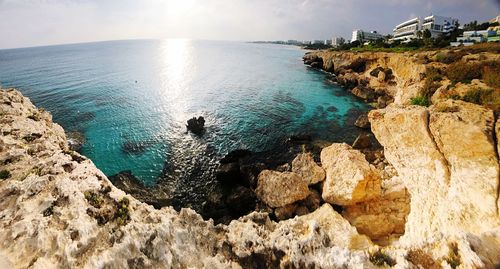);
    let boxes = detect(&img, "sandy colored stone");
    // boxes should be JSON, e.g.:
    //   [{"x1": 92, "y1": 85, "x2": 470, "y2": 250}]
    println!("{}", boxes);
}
[
  {"x1": 369, "y1": 102, "x2": 500, "y2": 263},
  {"x1": 320, "y1": 143, "x2": 381, "y2": 205},
  {"x1": 255, "y1": 170, "x2": 310, "y2": 208},
  {"x1": 291, "y1": 152, "x2": 325, "y2": 185}
]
